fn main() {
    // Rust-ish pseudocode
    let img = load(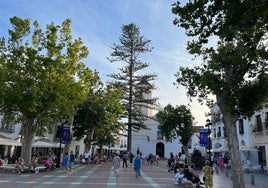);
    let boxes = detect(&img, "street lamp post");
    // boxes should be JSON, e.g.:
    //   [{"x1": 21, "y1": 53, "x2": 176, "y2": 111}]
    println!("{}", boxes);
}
[
  {"x1": 56, "y1": 118, "x2": 65, "y2": 168},
  {"x1": 206, "y1": 118, "x2": 212, "y2": 165}
]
